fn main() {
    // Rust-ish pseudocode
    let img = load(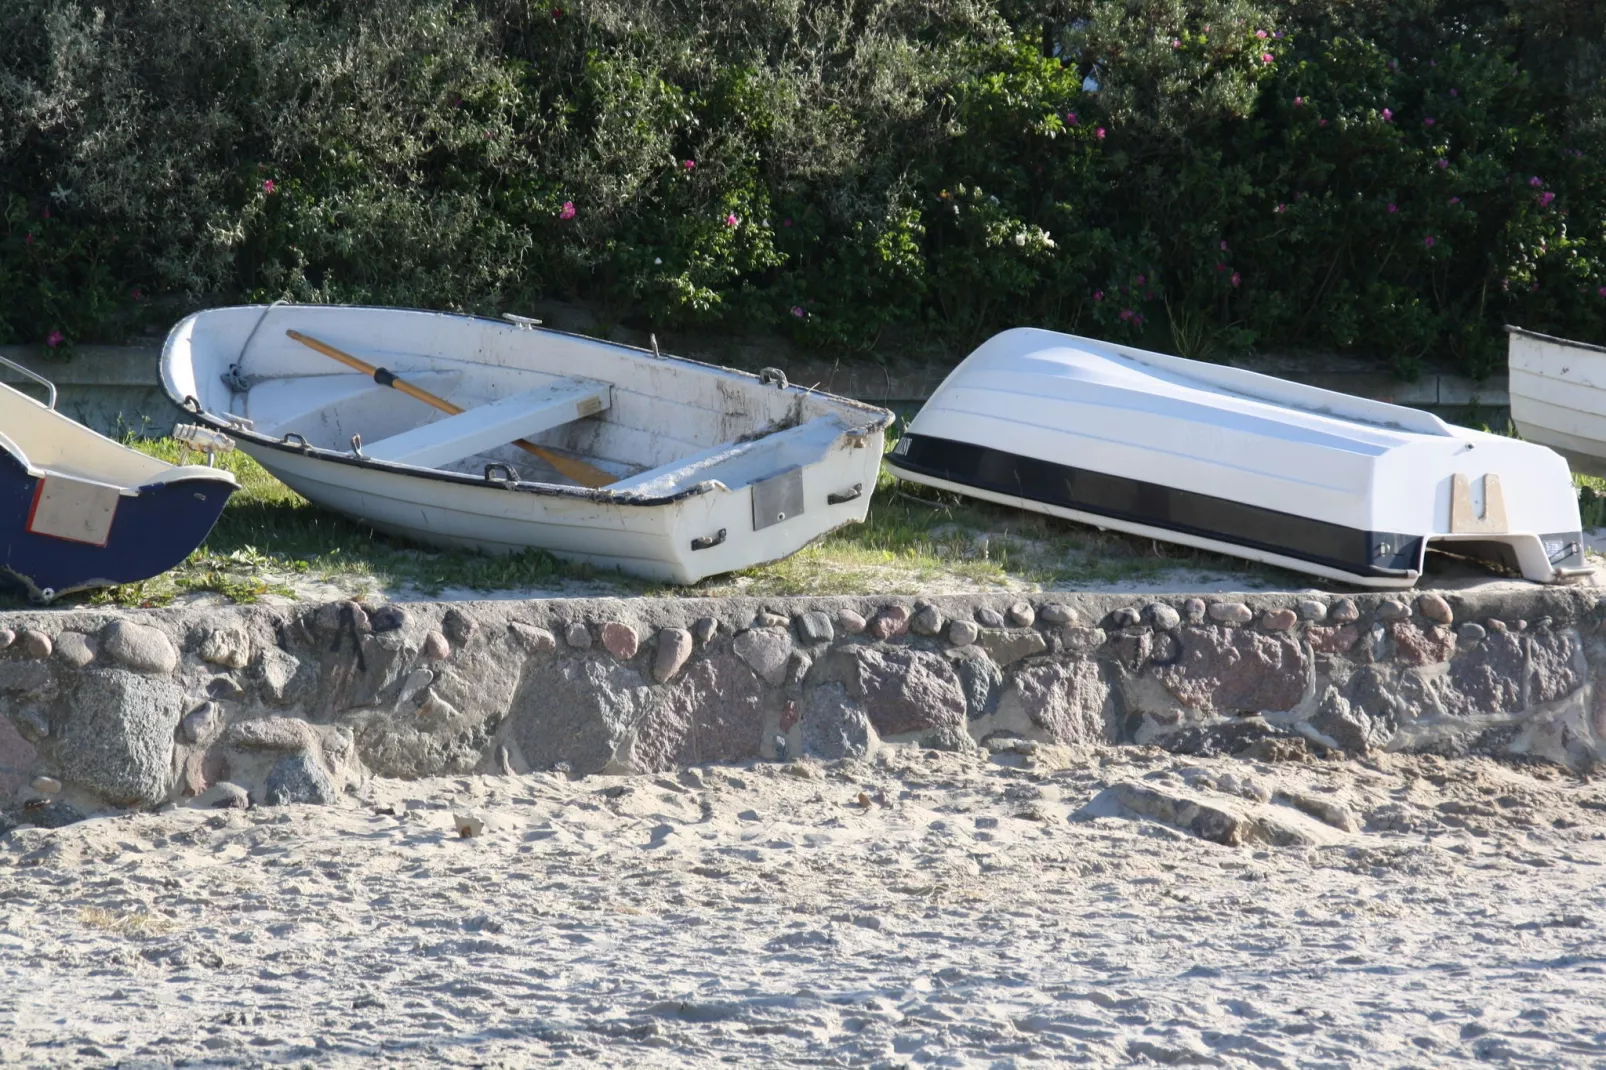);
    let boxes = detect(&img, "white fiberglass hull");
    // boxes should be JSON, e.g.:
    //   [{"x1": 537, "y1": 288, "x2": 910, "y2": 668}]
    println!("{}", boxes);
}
[
  {"x1": 888, "y1": 328, "x2": 1586, "y2": 588},
  {"x1": 1508, "y1": 326, "x2": 1606, "y2": 478},
  {"x1": 163, "y1": 305, "x2": 890, "y2": 584},
  {"x1": 241, "y1": 436, "x2": 875, "y2": 584}
]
